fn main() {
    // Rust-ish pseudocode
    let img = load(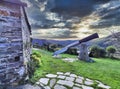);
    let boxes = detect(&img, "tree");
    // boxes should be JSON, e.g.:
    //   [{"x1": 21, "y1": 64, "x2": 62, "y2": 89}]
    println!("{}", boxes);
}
[{"x1": 106, "y1": 46, "x2": 116, "y2": 58}]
